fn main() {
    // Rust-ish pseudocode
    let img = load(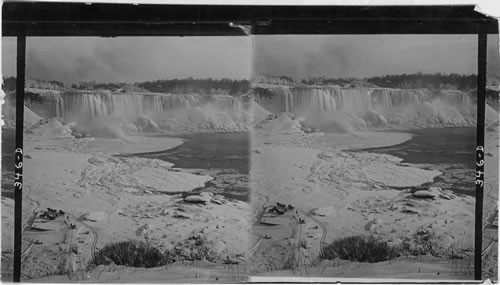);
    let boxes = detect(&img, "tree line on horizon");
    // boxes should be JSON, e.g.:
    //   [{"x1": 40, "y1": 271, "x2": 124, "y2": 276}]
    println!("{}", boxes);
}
[
  {"x1": 2, "y1": 77, "x2": 66, "y2": 92},
  {"x1": 136, "y1": 78, "x2": 250, "y2": 95},
  {"x1": 300, "y1": 73, "x2": 479, "y2": 91},
  {"x1": 1, "y1": 76, "x2": 251, "y2": 96},
  {"x1": 3, "y1": 73, "x2": 498, "y2": 94}
]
